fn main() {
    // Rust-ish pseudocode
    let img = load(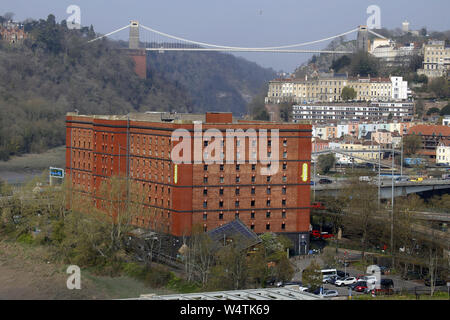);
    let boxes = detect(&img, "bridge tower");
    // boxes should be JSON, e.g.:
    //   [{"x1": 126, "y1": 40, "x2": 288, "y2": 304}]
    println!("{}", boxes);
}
[
  {"x1": 128, "y1": 20, "x2": 147, "y2": 79},
  {"x1": 356, "y1": 25, "x2": 369, "y2": 52}
]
